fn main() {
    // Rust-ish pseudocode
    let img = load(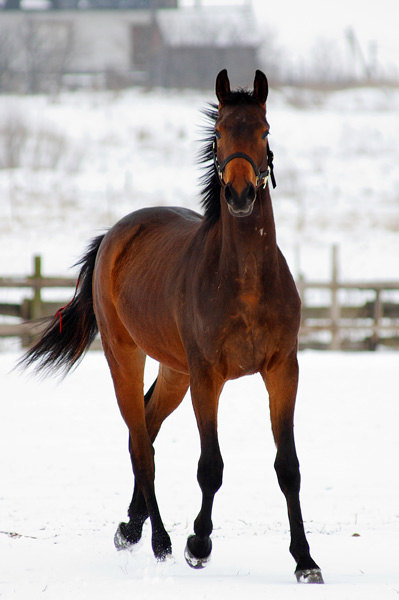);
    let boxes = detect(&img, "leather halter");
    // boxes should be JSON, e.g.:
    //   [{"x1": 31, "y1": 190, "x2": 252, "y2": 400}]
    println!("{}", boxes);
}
[{"x1": 213, "y1": 138, "x2": 276, "y2": 190}]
